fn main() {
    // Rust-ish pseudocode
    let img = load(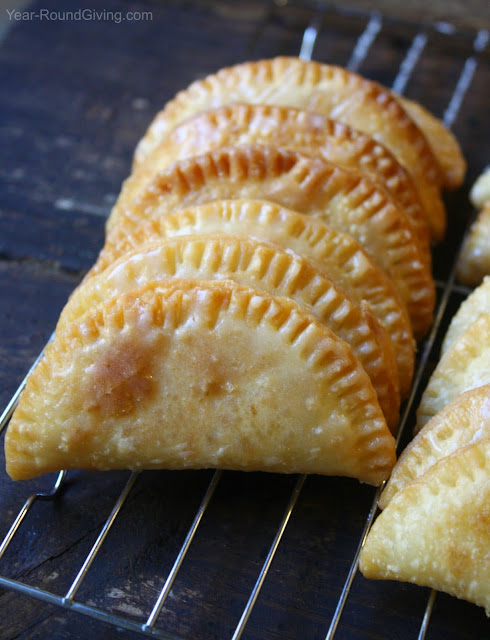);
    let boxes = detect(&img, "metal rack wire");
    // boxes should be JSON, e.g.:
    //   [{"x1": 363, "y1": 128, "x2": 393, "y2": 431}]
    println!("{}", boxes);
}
[{"x1": 1, "y1": 2, "x2": 489, "y2": 638}]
